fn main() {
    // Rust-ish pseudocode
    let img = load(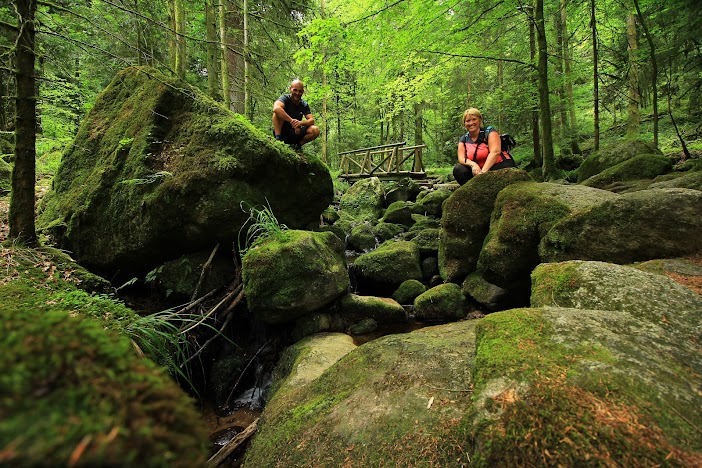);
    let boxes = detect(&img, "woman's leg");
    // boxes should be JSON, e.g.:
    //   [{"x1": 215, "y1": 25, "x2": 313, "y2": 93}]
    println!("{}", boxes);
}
[{"x1": 453, "y1": 164, "x2": 473, "y2": 185}]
